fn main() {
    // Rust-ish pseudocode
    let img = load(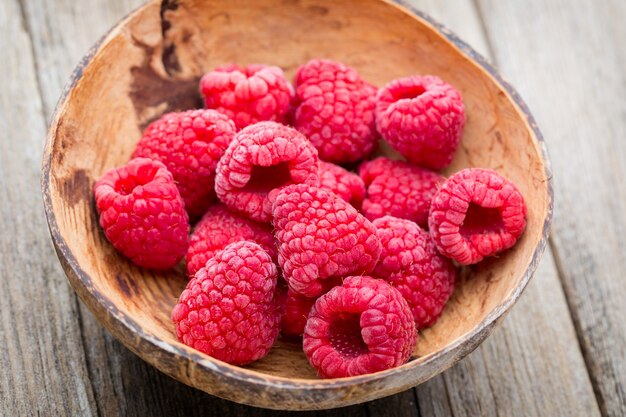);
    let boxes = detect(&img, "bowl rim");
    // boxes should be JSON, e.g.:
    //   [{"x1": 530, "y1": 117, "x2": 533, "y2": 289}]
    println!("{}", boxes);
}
[{"x1": 41, "y1": 0, "x2": 553, "y2": 409}]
